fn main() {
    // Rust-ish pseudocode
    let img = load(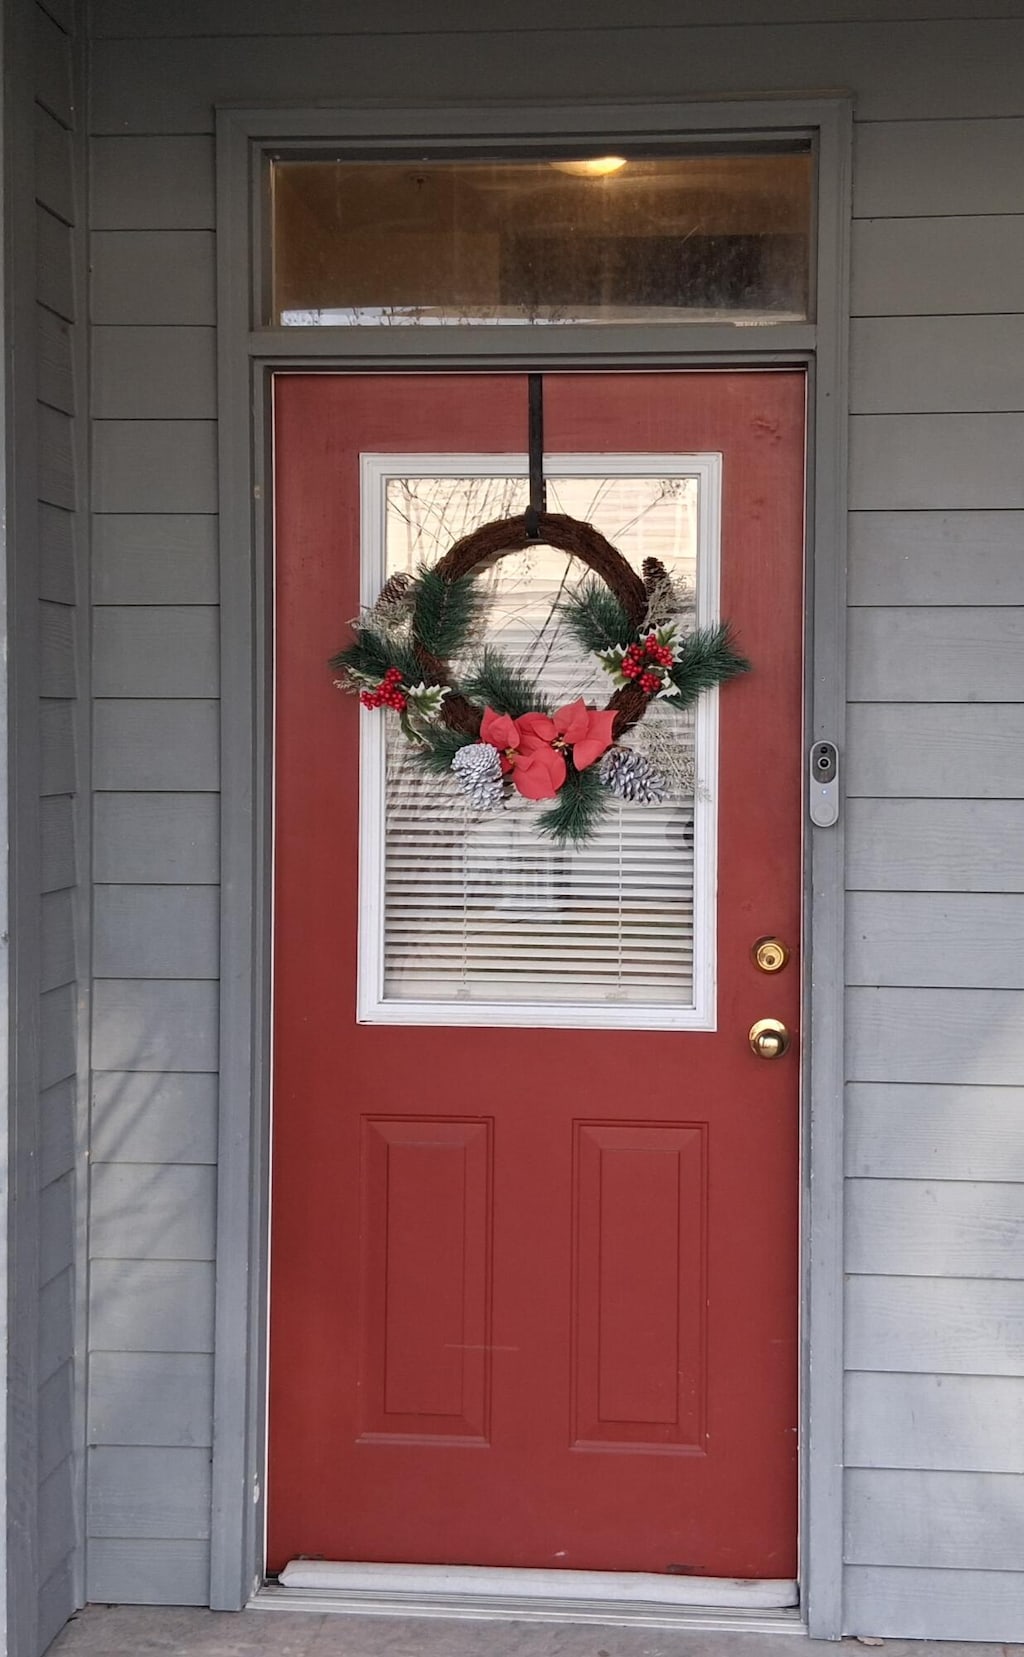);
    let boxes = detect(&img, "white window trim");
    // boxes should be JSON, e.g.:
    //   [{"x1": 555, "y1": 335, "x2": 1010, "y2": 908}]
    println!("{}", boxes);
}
[{"x1": 356, "y1": 450, "x2": 723, "y2": 1032}]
